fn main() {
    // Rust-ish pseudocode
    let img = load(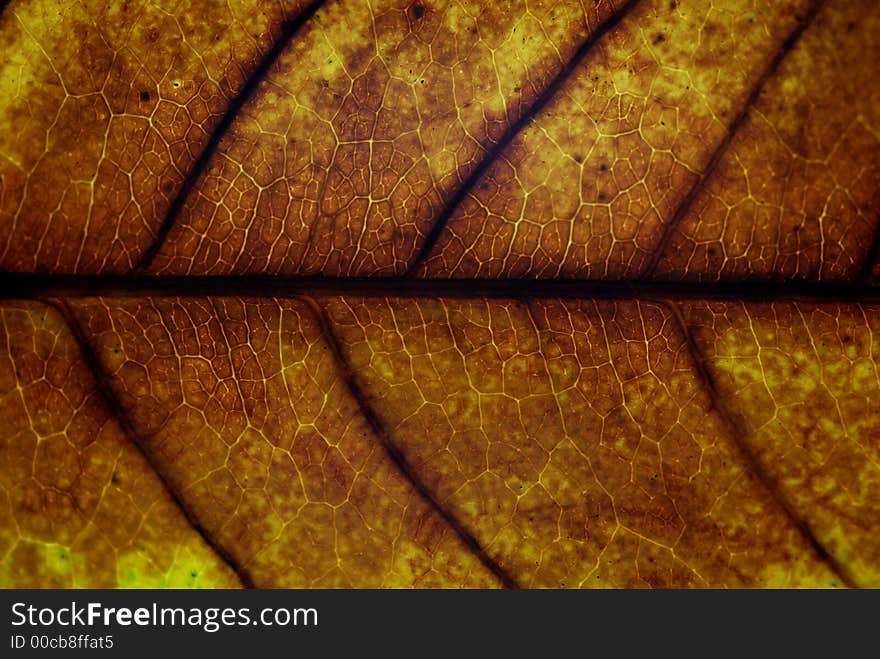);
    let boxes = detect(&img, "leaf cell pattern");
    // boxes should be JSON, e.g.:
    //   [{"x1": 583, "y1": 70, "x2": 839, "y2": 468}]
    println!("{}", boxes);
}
[{"x1": 0, "y1": 0, "x2": 878, "y2": 588}]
